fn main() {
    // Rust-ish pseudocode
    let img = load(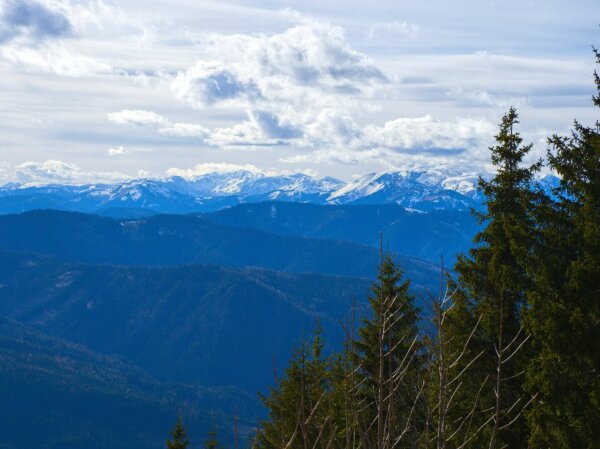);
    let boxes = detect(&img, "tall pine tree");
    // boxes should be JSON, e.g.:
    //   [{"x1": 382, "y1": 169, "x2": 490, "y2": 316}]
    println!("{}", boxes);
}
[
  {"x1": 447, "y1": 107, "x2": 541, "y2": 448},
  {"x1": 204, "y1": 428, "x2": 221, "y2": 449},
  {"x1": 353, "y1": 252, "x2": 423, "y2": 449},
  {"x1": 166, "y1": 418, "x2": 190, "y2": 449},
  {"x1": 525, "y1": 47, "x2": 600, "y2": 449},
  {"x1": 256, "y1": 328, "x2": 338, "y2": 449}
]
